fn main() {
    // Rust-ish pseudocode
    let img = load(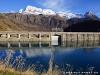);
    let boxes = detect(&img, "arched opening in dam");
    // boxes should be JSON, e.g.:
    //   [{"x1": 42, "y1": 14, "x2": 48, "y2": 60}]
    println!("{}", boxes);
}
[
  {"x1": 0, "y1": 34, "x2": 7, "y2": 38},
  {"x1": 20, "y1": 34, "x2": 29, "y2": 38},
  {"x1": 10, "y1": 34, "x2": 18, "y2": 38}
]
